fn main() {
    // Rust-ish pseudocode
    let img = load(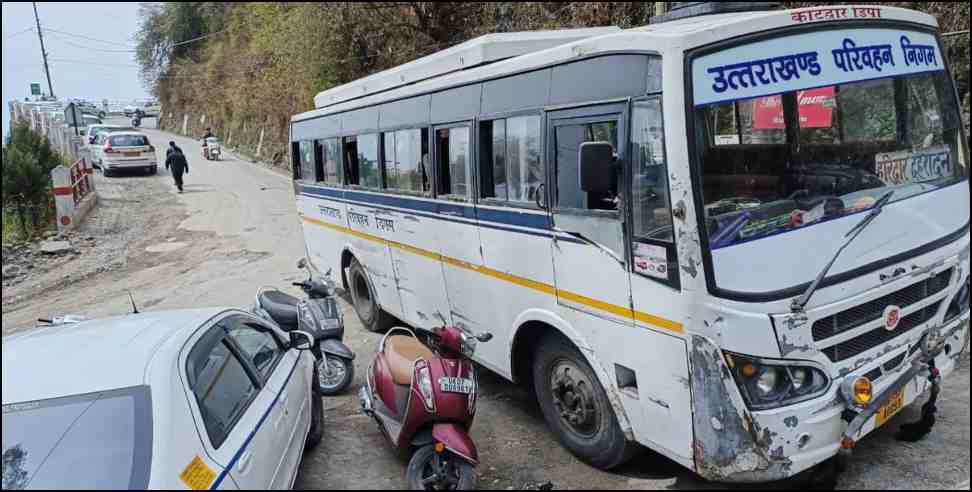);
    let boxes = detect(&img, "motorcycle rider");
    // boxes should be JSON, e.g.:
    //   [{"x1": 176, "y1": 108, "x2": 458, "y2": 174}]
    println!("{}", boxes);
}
[{"x1": 201, "y1": 128, "x2": 215, "y2": 159}]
